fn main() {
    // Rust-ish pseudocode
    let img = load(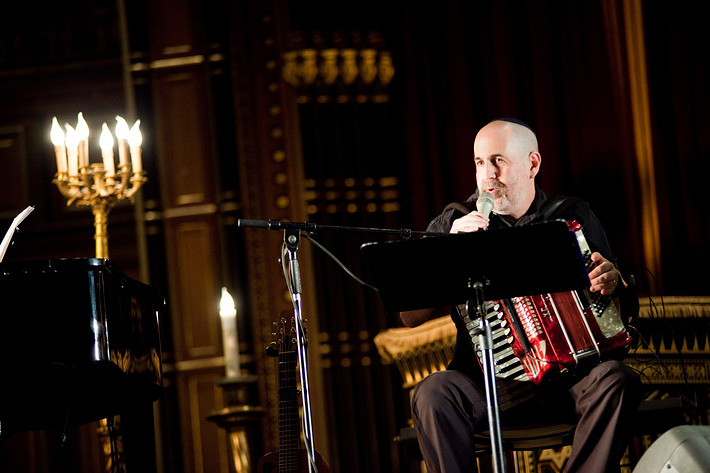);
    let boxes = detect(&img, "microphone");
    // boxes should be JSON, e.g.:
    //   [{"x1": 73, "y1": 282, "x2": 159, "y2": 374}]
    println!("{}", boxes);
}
[
  {"x1": 237, "y1": 219, "x2": 272, "y2": 229},
  {"x1": 237, "y1": 219, "x2": 318, "y2": 232},
  {"x1": 476, "y1": 191, "x2": 494, "y2": 219}
]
